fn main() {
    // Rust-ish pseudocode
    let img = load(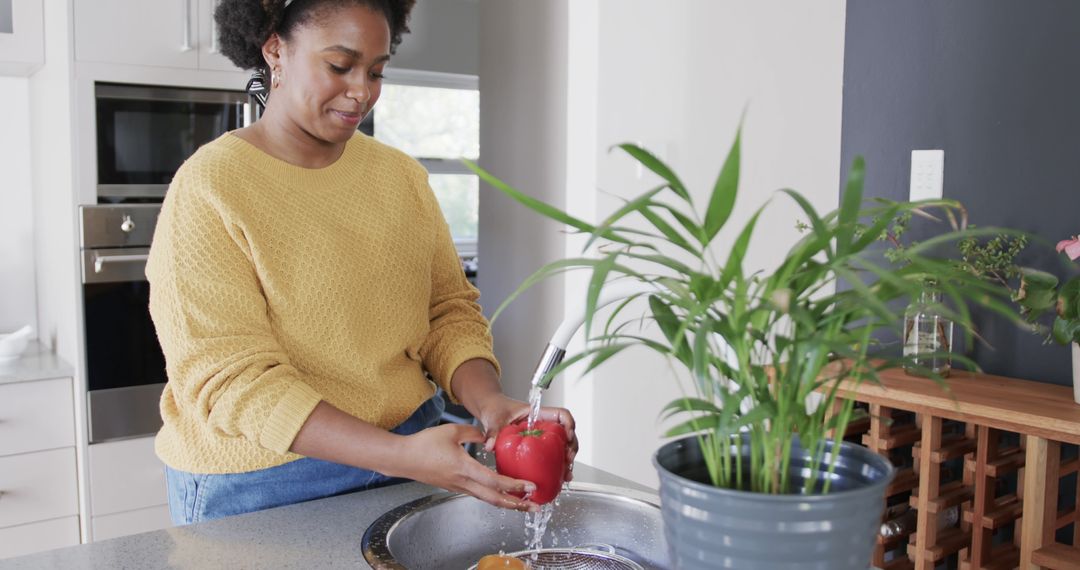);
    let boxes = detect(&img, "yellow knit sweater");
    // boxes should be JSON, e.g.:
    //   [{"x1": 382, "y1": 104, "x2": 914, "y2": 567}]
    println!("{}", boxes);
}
[{"x1": 146, "y1": 132, "x2": 498, "y2": 474}]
